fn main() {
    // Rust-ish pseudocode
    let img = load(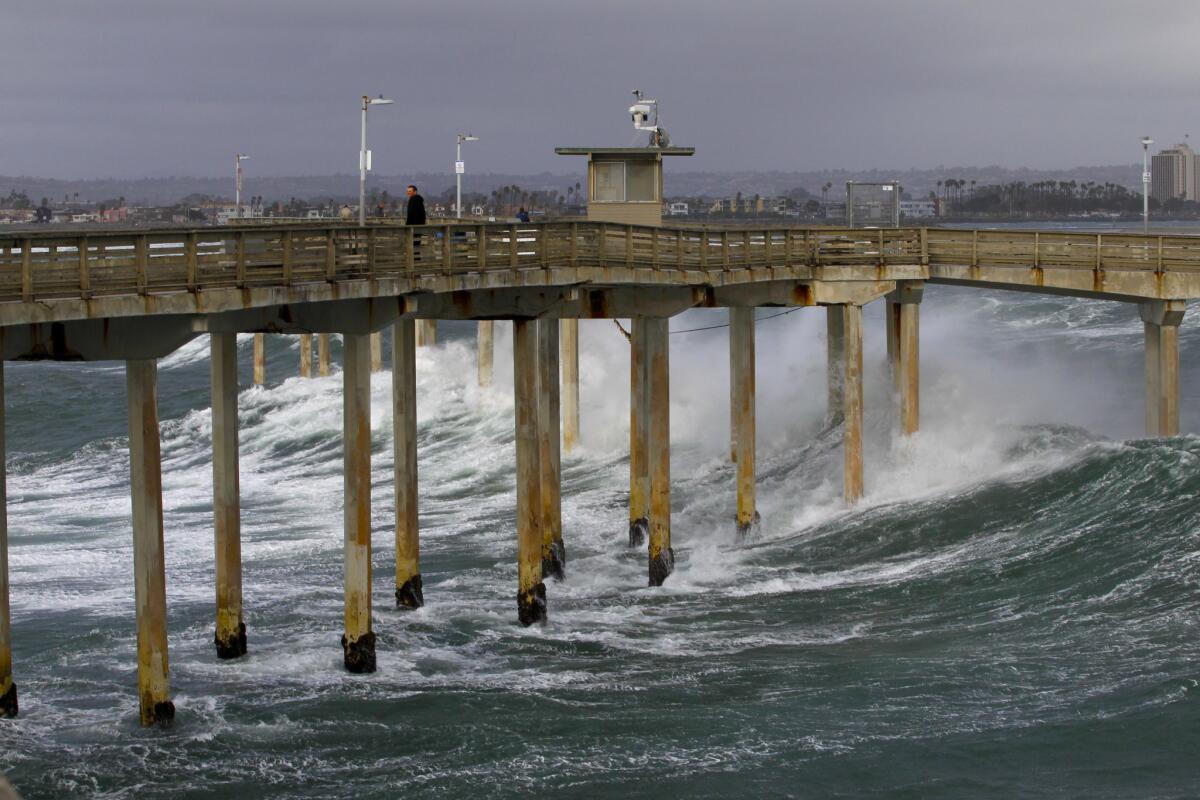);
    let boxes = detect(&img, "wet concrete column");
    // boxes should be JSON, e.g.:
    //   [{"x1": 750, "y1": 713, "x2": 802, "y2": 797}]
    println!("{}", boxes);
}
[
  {"x1": 211, "y1": 333, "x2": 246, "y2": 659},
  {"x1": 841, "y1": 305, "x2": 865, "y2": 504},
  {"x1": 370, "y1": 331, "x2": 384, "y2": 374},
  {"x1": 629, "y1": 319, "x2": 650, "y2": 548},
  {"x1": 318, "y1": 334, "x2": 332, "y2": 377},
  {"x1": 477, "y1": 321, "x2": 495, "y2": 387},
  {"x1": 253, "y1": 334, "x2": 266, "y2": 386},
  {"x1": 299, "y1": 334, "x2": 313, "y2": 378},
  {"x1": 561, "y1": 318, "x2": 580, "y2": 451},
  {"x1": 730, "y1": 307, "x2": 758, "y2": 536},
  {"x1": 888, "y1": 282, "x2": 923, "y2": 436},
  {"x1": 417, "y1": 320, "x2": 437, "y2": 347},
  {"x1": 646, "y1": 317, "x2": 674, "y2": 586},
  {"x1": 393, "y1": 319, "x2": 423, "y2": 609},
  {"x1": 0, "y1": 362, "x2": 16, "y2": 718},
  {"x1": 538, "y1": 318, "x2": 565, "y2": 580},
  {"x1": 126, "y1": 359, "x2": 174, "y2": 726},
  {"x1": 728, "y1": 309, "x2": 738, "y2": 462},
  {"x1": 826, "y1": 306, "x2": 845, "y2": 426},
  {"x1": 513, "y1": 319, "x2": 546, "y2": 625},
  {"x1": 1141, "y1": 300, "x2": 1186, "y2": 437},
  {"x1": 341, "y1": 334, "x2": 375, "y2": 672}
]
